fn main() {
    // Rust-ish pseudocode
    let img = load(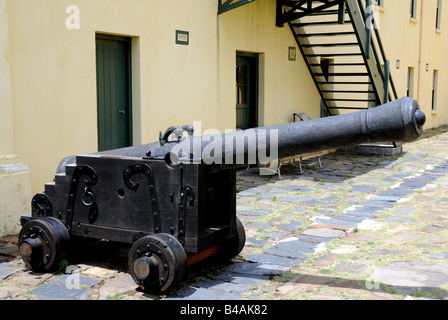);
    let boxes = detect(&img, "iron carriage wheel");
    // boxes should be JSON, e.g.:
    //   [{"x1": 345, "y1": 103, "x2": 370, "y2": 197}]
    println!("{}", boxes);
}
[
  {"x1": 18, "y1": 217, "x2": 70, "y2": 272},
  {"x1": 216, "y1": 217, "x2": 246, "y2": 262},
  {"x1": 128, "y1": 233, "x2": 187, "y2": 294}
]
